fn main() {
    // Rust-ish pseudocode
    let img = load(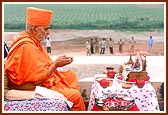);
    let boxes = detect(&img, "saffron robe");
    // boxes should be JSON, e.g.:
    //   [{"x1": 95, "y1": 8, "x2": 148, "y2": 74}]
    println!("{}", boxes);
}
[{"x1": 4, "y1": 31, "x2": 85, "y2": 111}]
